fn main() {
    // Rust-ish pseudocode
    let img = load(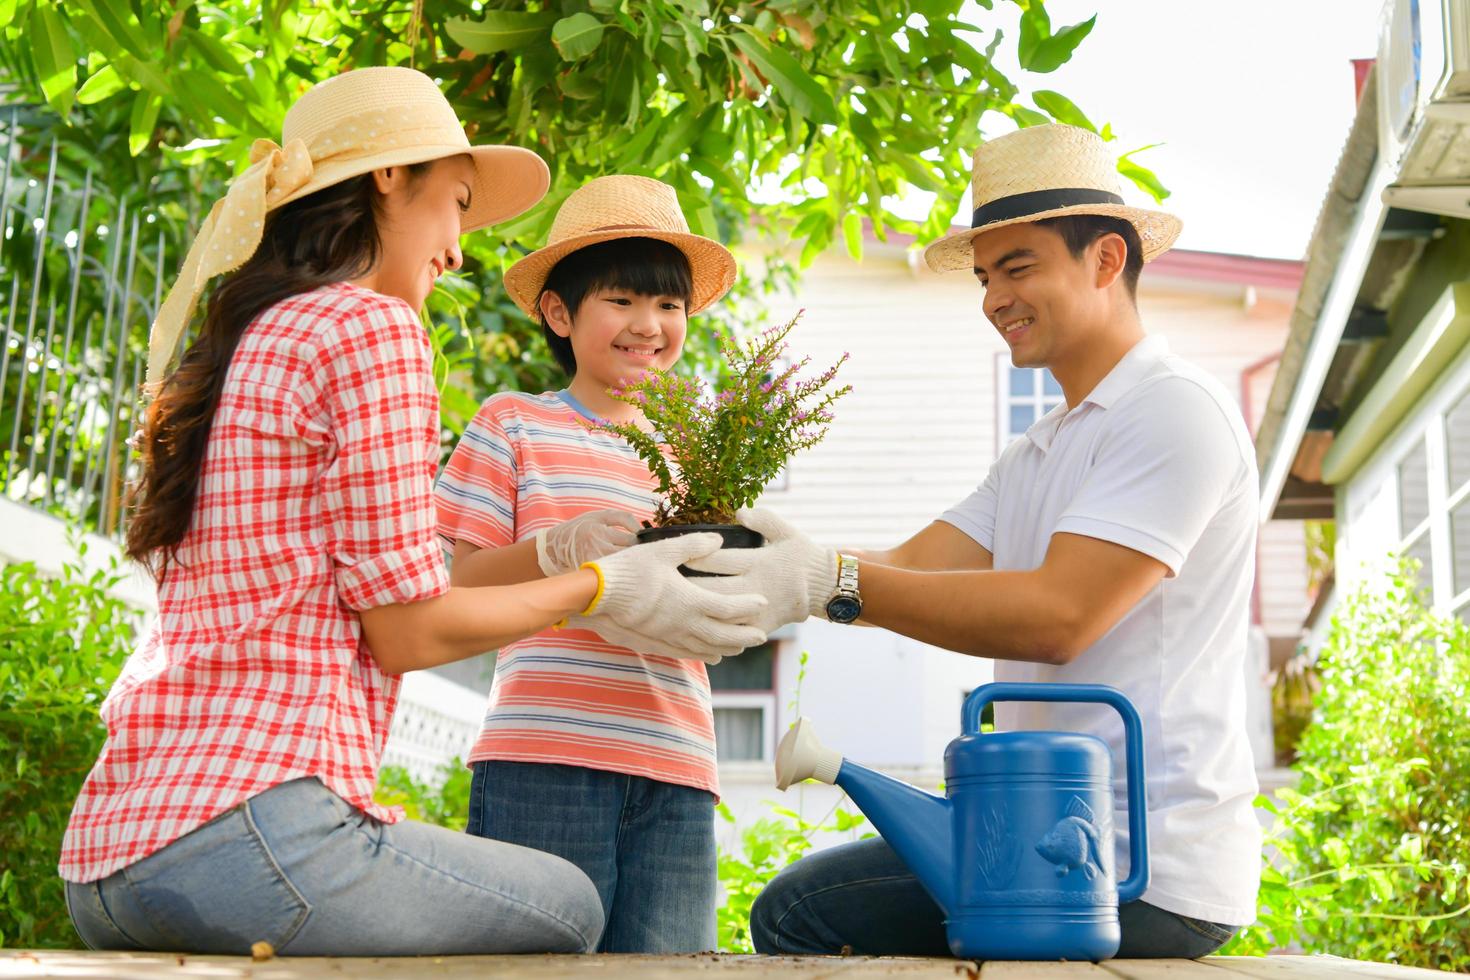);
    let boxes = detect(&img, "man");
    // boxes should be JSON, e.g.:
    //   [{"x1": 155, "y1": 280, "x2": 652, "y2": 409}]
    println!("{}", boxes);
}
[{"x1": 702, "y1": 124, "x2": 1261, "y2": 958}]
